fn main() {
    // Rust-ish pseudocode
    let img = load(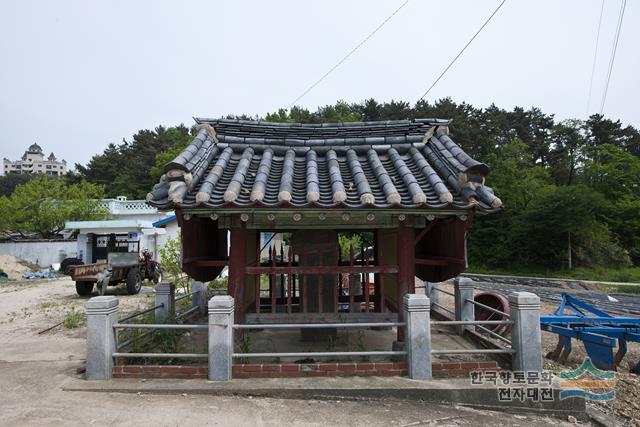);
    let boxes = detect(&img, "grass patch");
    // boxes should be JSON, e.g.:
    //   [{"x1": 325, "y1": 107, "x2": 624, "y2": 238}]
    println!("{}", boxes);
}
[
  {"x1": 597, "y1": 284, "x2": 640, "y2": 295},
  {"x1": 38, "y1": 301, "x2": 61, "y2": 310},
  {"x1": 63, "y1": 307, "x2": 83, "y2": 329},
  {"x1": 612, "y1": 285, "x2": 640, "y2": 295},
  {"x1": 208, "y1": 277, "x2": 228, "y2": 290},
  {"x1": 467, "y1": 265, "x2": 640, "y2": 283}
]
